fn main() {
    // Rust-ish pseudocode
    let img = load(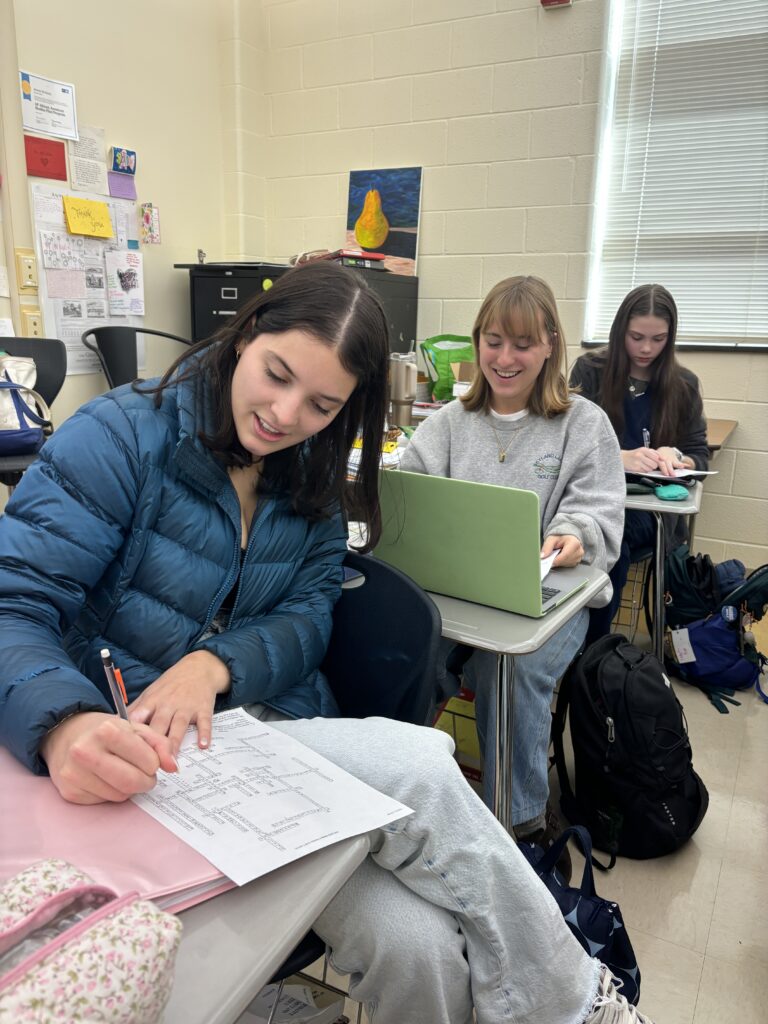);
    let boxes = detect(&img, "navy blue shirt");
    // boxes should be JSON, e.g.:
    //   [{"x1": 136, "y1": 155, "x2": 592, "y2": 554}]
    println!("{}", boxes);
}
[{"x1": 622, "y1": 387, "x2": 653, "y2": 450}]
